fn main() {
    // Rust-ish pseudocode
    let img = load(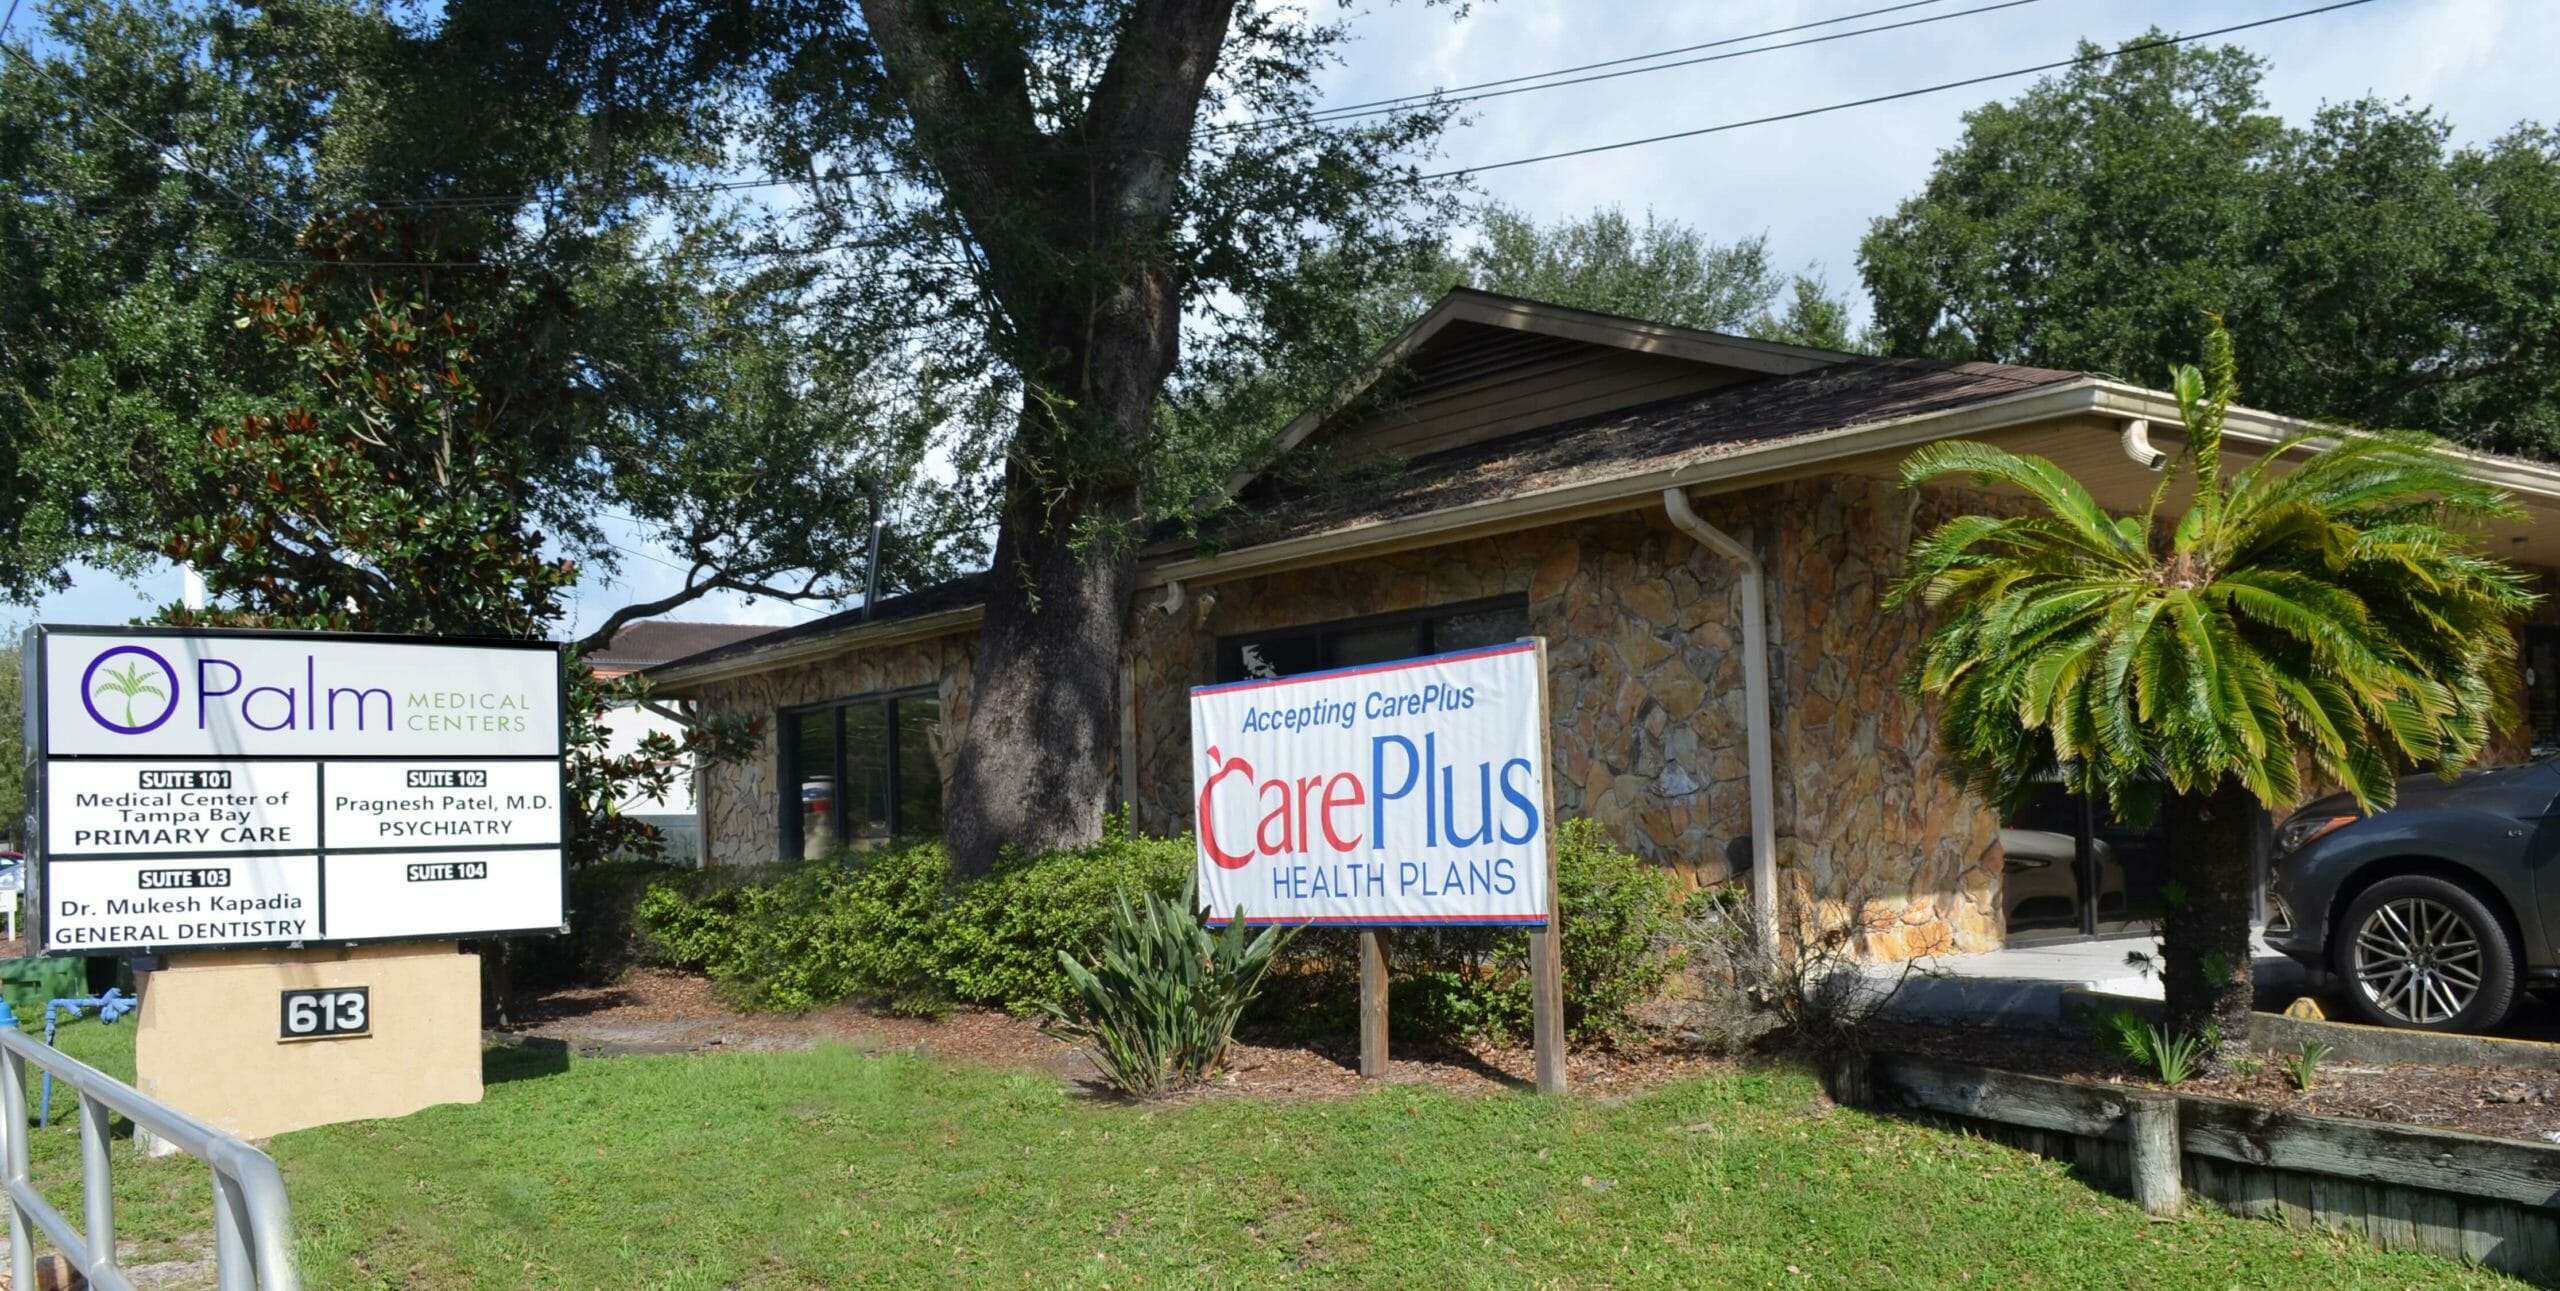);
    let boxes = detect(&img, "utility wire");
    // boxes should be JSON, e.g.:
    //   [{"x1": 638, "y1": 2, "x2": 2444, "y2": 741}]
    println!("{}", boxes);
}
[
  {"x1": 1281, "y1": 0, "x2": 1967, "y2": 122},
  {"x1": 1425, "y1": 0, "x2": 2384, "y2": 178},
  {"x1": 0, "y1": 39, "x2": 296, "y2": 235},
  {"x1": 1224, "y1": 0, "x2": 2056, "y2": 135},
  {"x1": 4, "y1": 0, "x2": 2041, "y2": 216}
]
